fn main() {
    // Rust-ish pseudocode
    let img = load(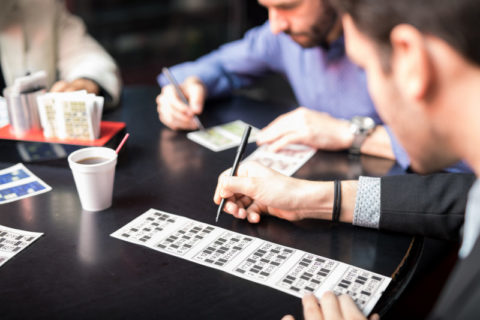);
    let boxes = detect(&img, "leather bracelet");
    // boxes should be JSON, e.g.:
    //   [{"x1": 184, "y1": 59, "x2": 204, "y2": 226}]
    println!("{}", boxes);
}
[{"x1": 332, "y1": 180, "x2": 341, "y2": 223}]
